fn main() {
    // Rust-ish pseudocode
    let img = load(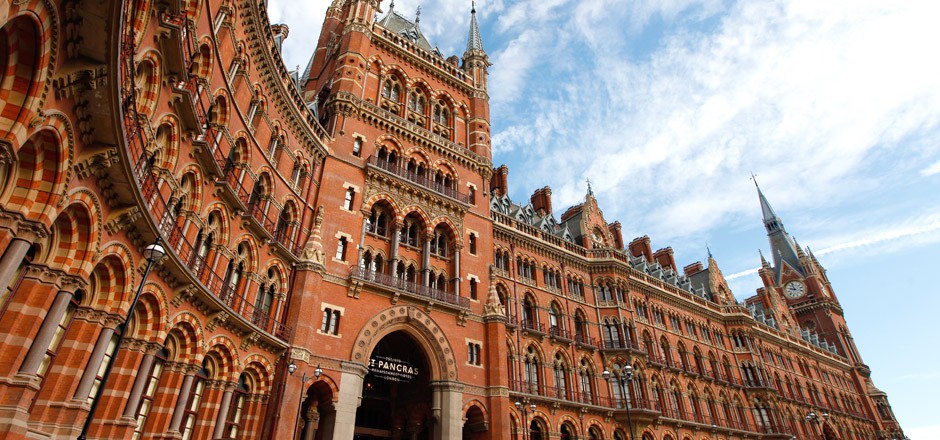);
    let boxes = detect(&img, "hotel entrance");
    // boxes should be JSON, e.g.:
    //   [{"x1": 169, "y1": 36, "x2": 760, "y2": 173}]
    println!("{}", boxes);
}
[{"x1": 354, "y1": 331, "x2": 433, "y2": 440}]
